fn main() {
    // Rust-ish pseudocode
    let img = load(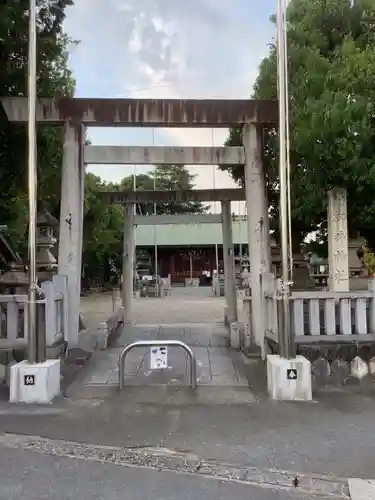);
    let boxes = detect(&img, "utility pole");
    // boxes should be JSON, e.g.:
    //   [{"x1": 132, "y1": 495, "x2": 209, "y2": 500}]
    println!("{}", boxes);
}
[
  {"x1": 276, "y1": 0, "x2": 295, "y2": 359},
  {"x1": 27, "y1": 0, "x2": 38, "y2": 364}
]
